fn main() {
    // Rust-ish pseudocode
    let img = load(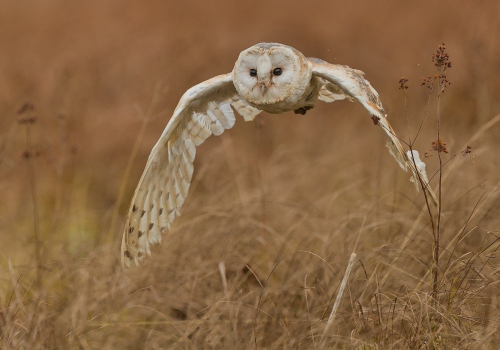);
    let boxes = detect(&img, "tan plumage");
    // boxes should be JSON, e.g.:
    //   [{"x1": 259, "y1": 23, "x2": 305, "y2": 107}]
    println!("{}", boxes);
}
[{"x1": 121, "y1": 43, "x2": 437, "y2": 267}]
